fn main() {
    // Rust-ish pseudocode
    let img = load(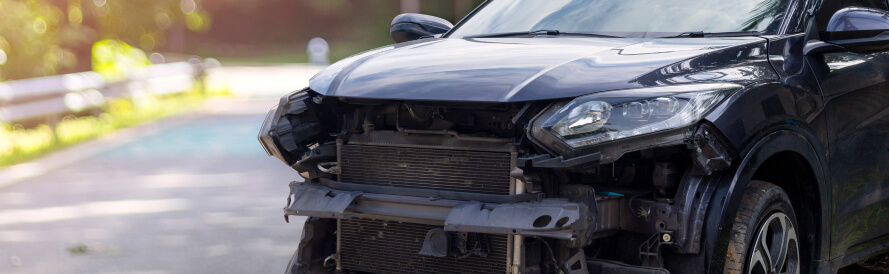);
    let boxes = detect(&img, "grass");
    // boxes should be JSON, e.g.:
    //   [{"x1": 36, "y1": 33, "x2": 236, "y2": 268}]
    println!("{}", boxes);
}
[{"x1": 0, "y1": 87, "x2": 209, "y2": 168}]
